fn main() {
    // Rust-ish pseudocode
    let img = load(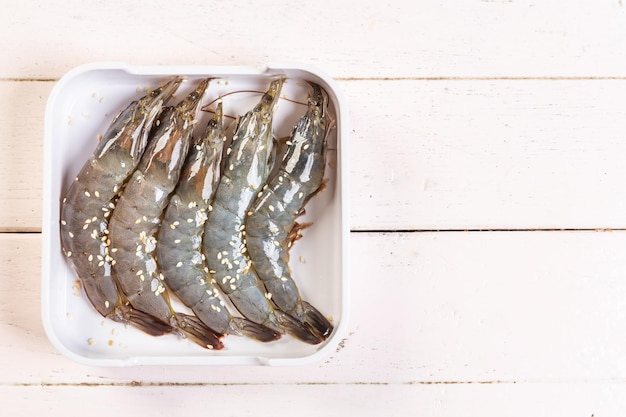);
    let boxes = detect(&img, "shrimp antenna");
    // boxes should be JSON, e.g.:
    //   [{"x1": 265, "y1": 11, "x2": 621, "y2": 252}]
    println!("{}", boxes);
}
[{"x1": 200, "y1": 89, "x2": 307, "y2": 113}]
